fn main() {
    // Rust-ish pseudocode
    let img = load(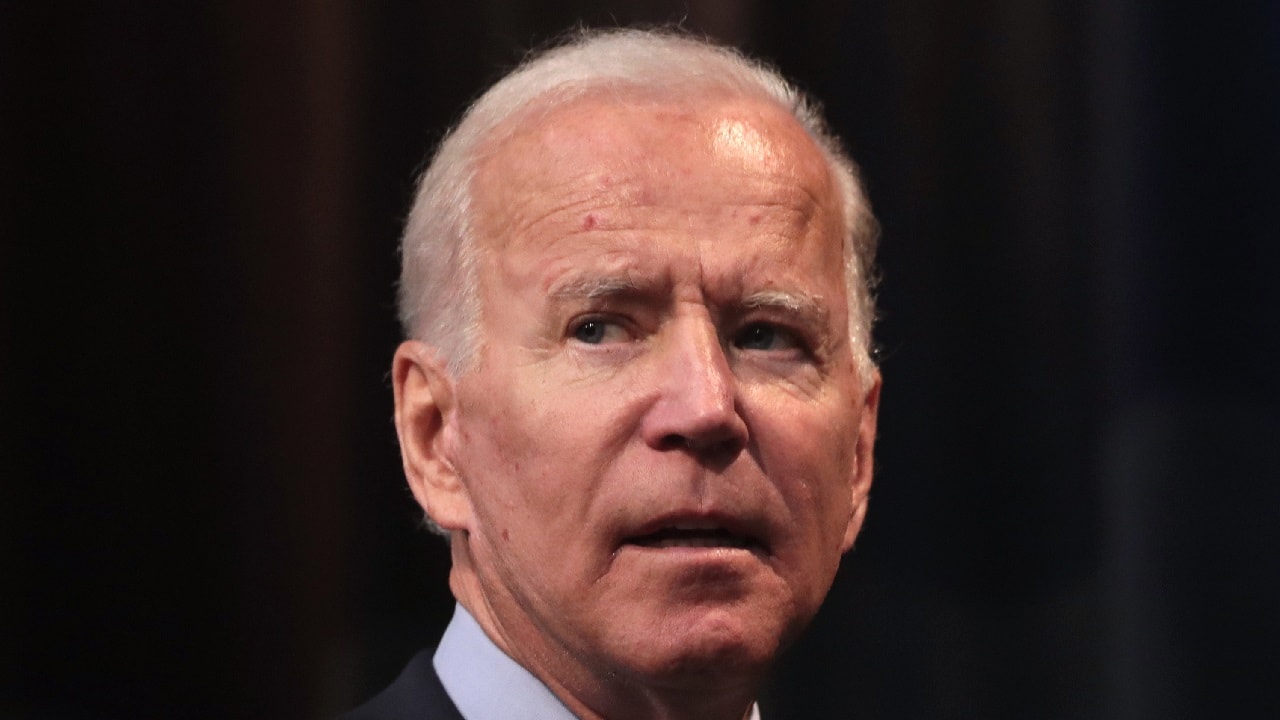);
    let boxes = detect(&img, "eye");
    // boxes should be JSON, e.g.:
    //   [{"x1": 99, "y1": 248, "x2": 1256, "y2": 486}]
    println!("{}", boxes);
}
[
  {"x1": 570, "y1": 317, "x2": 629, "y2": 345},
  {"x1": 733, "y1": 322, "x2": 804, "y2": 353}
]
